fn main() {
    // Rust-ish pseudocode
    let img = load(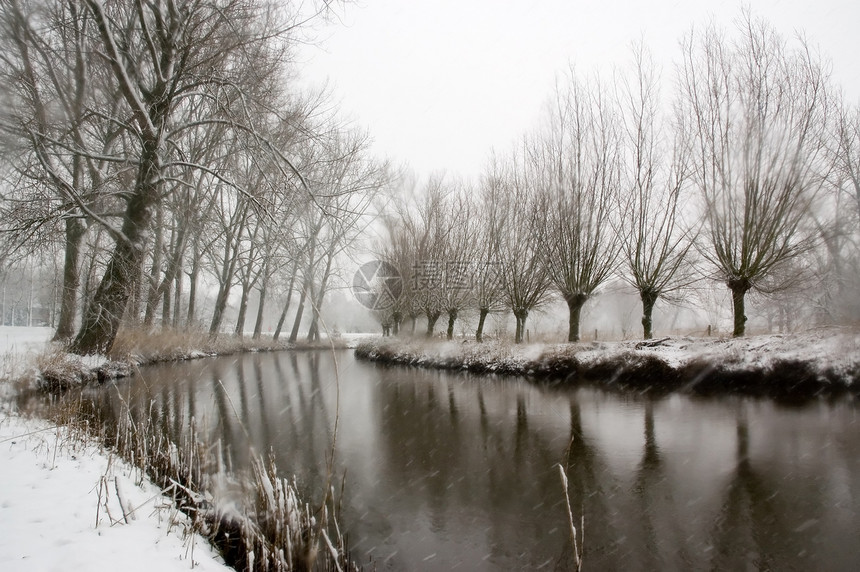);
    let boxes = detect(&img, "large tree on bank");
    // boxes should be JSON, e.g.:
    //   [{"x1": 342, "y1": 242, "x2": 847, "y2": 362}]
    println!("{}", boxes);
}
[
  {"x1": 679, "y1": 13, "x2": 831, "y2": 337},
  {"x1": 538, "y1": 70, "x2": 622, "y2": 342},
  {"x1": 618, "y1": 45, "x2": 694, "y2": 339},
  {"x1": 1, "y1": 0, "x2": 324, "y2": 353},
  {"x1": 52, "y1": 0, "x2": 317, "y2": 354}
]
